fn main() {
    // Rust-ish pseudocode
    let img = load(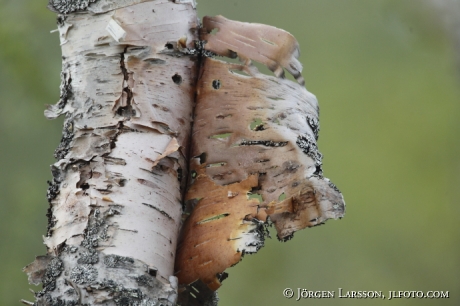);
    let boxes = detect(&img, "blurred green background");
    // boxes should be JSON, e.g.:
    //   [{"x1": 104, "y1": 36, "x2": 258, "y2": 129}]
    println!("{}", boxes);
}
[{"x1": 1, "y1": 0, "x2": 458, "y2": 305}]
